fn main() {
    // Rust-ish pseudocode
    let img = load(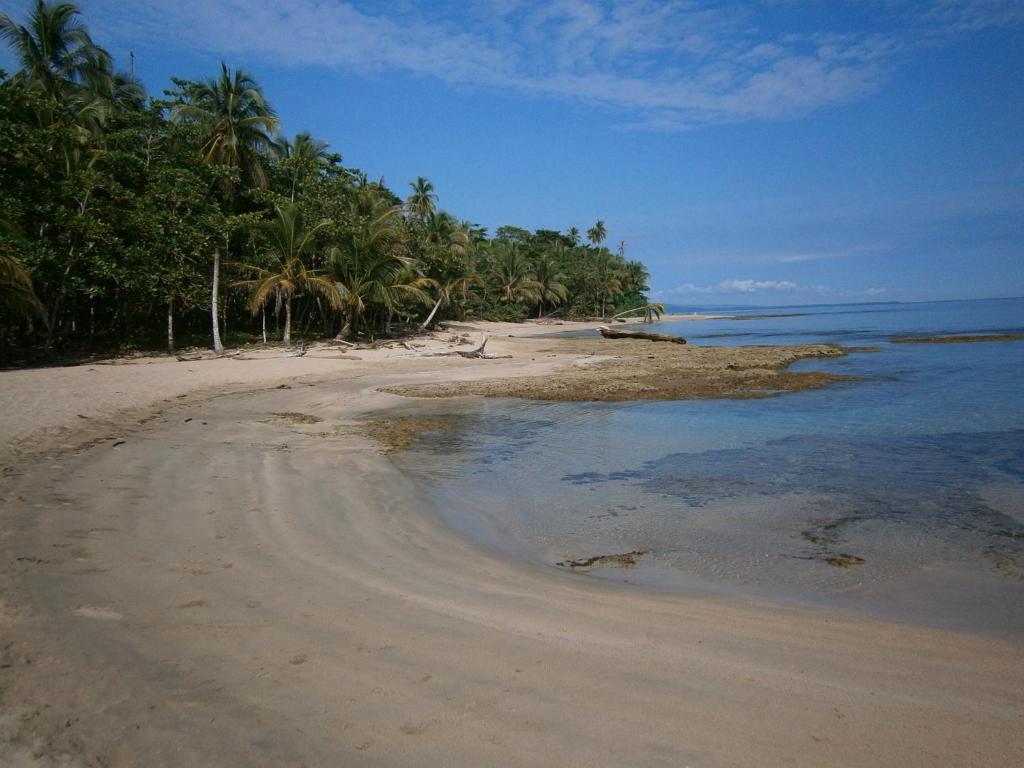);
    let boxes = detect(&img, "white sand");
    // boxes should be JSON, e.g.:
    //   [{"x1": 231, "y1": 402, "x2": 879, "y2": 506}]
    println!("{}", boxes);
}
[{"x1": 1, "y1": 320, "x2": 1021, "y2": 767}]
